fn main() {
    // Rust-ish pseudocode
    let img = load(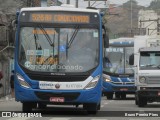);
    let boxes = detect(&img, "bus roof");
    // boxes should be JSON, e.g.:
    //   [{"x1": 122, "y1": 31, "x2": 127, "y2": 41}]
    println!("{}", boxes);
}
[
  {"x1": 109, "y1": 37, "x2": 134, "y2": 47},
  {"x1": 20, "y1": 6, "x2": 100, "y2": 14}
]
